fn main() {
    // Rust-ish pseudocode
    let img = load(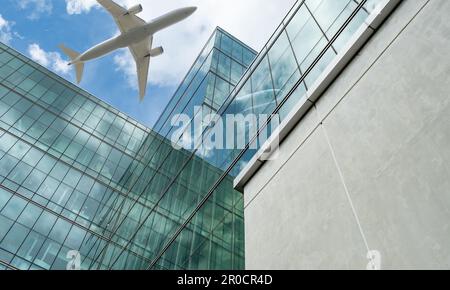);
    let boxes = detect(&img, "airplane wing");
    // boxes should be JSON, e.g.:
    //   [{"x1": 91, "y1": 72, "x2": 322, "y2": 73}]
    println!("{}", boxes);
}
[
  {"x1": 129, "y1": 36, "x2": 152, "y2": 100},
  {"x1": 97, "y1": 0, "x2": 146, "y2": 33}
]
